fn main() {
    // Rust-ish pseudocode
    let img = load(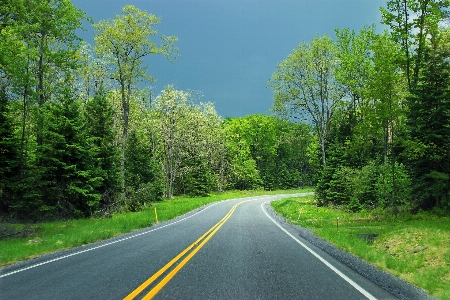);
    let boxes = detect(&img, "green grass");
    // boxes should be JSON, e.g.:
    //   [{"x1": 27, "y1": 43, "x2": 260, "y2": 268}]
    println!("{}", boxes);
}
[
  {"x1": 271, "y1": 195, "x2": 450, "y2": 299},
  {"x1": 0, "y1": 188, "x2": 312, "y2": 267}
]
